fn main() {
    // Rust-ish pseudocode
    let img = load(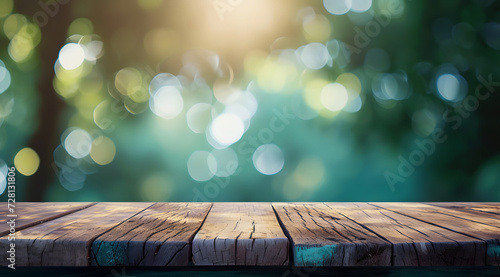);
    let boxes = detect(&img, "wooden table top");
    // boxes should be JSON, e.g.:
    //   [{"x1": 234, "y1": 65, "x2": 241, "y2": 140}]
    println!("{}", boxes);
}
[{"x1": 1, "y1": 202, "x2": 499, "y2": 267}]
